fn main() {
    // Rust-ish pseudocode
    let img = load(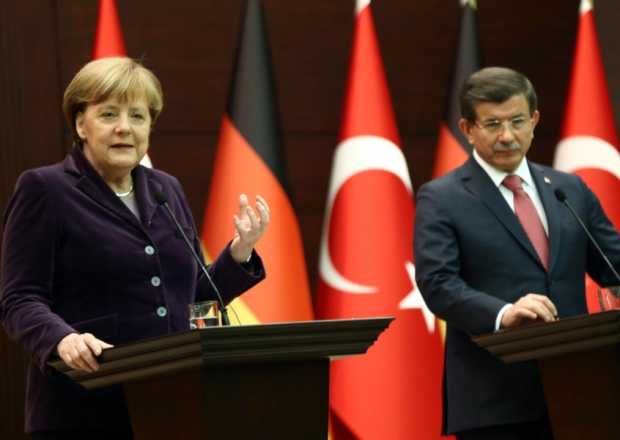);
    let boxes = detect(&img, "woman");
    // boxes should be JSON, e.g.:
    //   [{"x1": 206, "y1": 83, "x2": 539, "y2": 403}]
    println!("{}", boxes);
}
[{"x1": 0, "y1": 57, "x2": 269, "y2": 439}]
